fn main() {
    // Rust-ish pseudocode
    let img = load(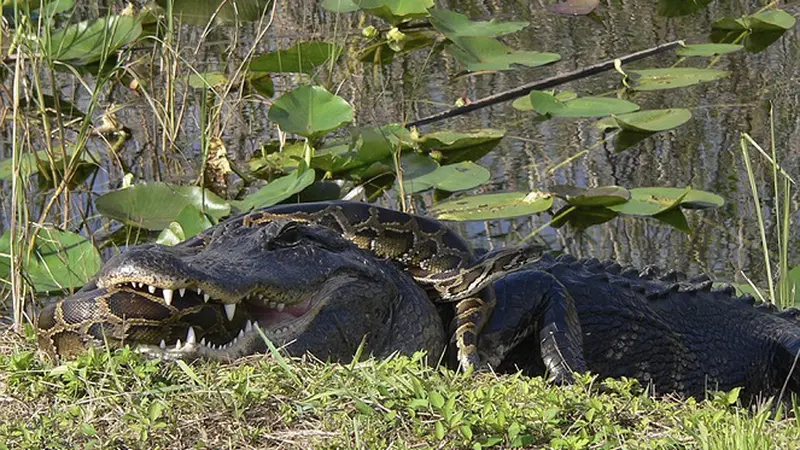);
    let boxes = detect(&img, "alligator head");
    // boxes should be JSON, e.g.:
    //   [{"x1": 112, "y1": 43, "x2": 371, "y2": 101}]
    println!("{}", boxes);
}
[{"x1": 37, "y1": 218, "x2": 447, "y2": 362}]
